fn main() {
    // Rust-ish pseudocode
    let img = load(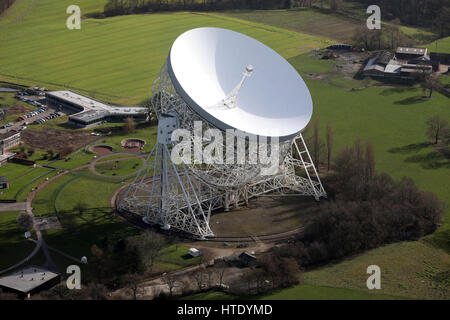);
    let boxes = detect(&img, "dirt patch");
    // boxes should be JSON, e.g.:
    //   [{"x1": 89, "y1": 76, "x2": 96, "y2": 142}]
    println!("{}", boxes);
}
[
  {"x1": 5, "y1": 104, "x2": 30, "y2": 116},
  {"x1": 21, "y1": 129, "x2": 99, "y2": 152},
  {"x1": 210, "y1": 195, "x2": 317, "y2": 237},
  {"x1": 34, "y1": 216, "x2": 61, "y2": 230},
  {"x1": 121, "y1": 138, "x2": 145, "y2": 153},
  {"x1": 91, "y1": 145, "x2": 114, "y2": 155}
]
